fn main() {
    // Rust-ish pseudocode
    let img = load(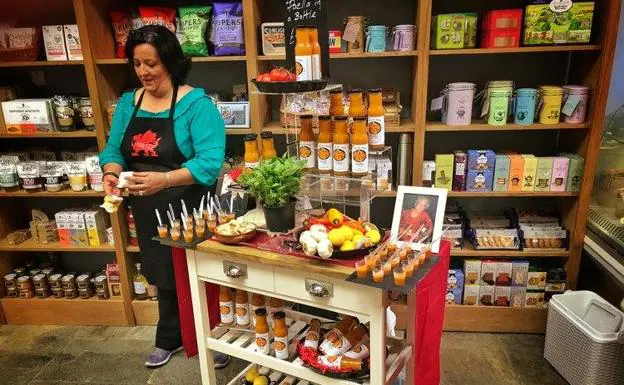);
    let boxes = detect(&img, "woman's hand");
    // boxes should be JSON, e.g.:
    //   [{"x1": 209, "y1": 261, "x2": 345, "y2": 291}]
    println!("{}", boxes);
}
[
  {"x1": 126, "y1": 172, "x2": 169, "y2": 196},
  {"x1": 103, "y1": 174, "x2": 121, "y2": 196}
]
